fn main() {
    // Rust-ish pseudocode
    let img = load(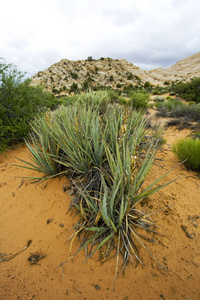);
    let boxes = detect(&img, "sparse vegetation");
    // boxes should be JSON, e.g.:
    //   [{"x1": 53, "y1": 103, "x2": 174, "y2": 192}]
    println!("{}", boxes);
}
[{"x1": 155, "y1": 99, "x2": 200, "y2": 121}]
